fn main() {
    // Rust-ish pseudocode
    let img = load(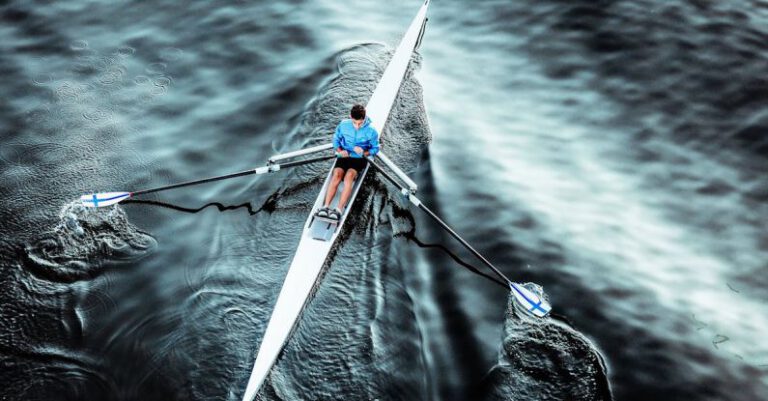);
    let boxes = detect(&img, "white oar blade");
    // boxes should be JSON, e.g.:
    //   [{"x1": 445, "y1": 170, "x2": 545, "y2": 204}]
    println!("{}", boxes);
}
[
  {"x1": 80, "y1": 192, "x2": 131, "y2": 208},
  {"x1": 510, "y1": 282, "x2": 551, "y2": 318}
]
